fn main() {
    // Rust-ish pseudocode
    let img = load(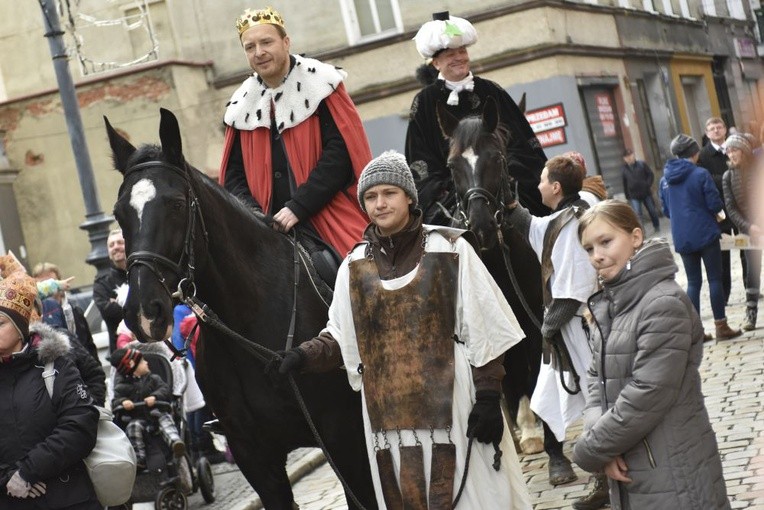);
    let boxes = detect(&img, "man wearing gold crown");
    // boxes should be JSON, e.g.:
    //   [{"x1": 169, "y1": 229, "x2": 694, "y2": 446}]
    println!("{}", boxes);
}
[
  {"x1": 406, "y1": 11, "x2": 550, "y2": 224},
  {"x1": 219, "y1": 6, "x2": 371, "y2": 277}
]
